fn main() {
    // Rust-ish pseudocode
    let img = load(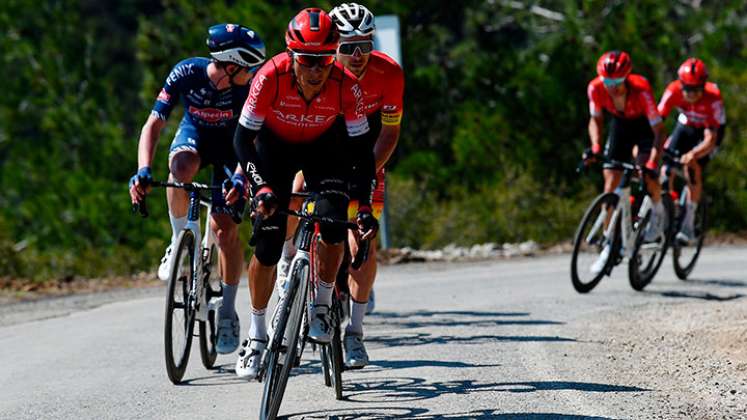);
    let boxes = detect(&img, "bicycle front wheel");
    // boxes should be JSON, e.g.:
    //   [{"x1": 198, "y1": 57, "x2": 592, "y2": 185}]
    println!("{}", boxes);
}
[
  {"x1": 628, "y1": 195, "x2": 672, "y2": 291},
  {"x1": 673, "y1": 199, "x2": 707, "y2": 279},
  {"x1": 164, "y1": 229, "x2": 197, "y2": 384},
  {"x1": 329, "y1": 324, "x2": 344, "y2": 400},
  {"x1": 570, "y1": 192, "x2": 619, "y2": 293},
  {"x1": 260, "y1": 259, "x2": 309, "y2": 420}
]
